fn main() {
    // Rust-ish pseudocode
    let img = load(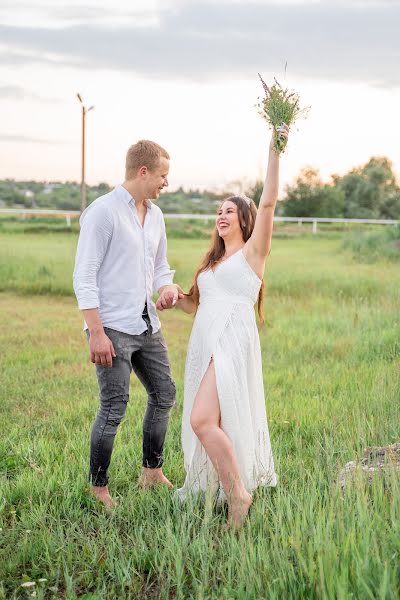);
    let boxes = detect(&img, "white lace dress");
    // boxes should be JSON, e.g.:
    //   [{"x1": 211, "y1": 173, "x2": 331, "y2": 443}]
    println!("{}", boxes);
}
[{"x1": 176, "y1": 249, "x2": 277, "y2": 502}]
